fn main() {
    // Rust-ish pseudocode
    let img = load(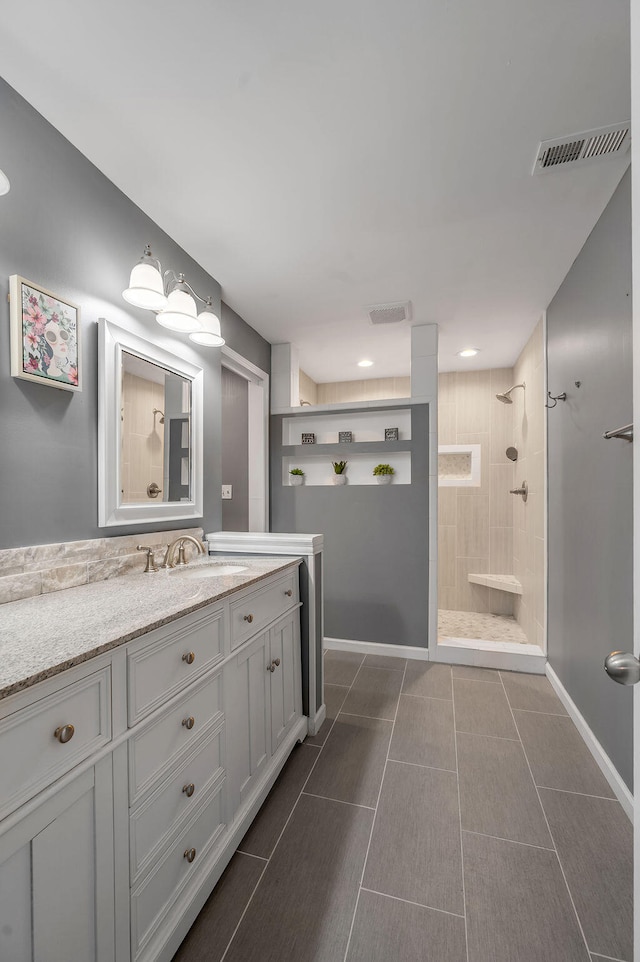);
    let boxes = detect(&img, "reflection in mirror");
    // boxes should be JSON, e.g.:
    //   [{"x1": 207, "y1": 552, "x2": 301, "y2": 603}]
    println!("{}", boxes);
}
[{"x1": 120, "y1": 352, "x2": 191, "y2": 504}]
